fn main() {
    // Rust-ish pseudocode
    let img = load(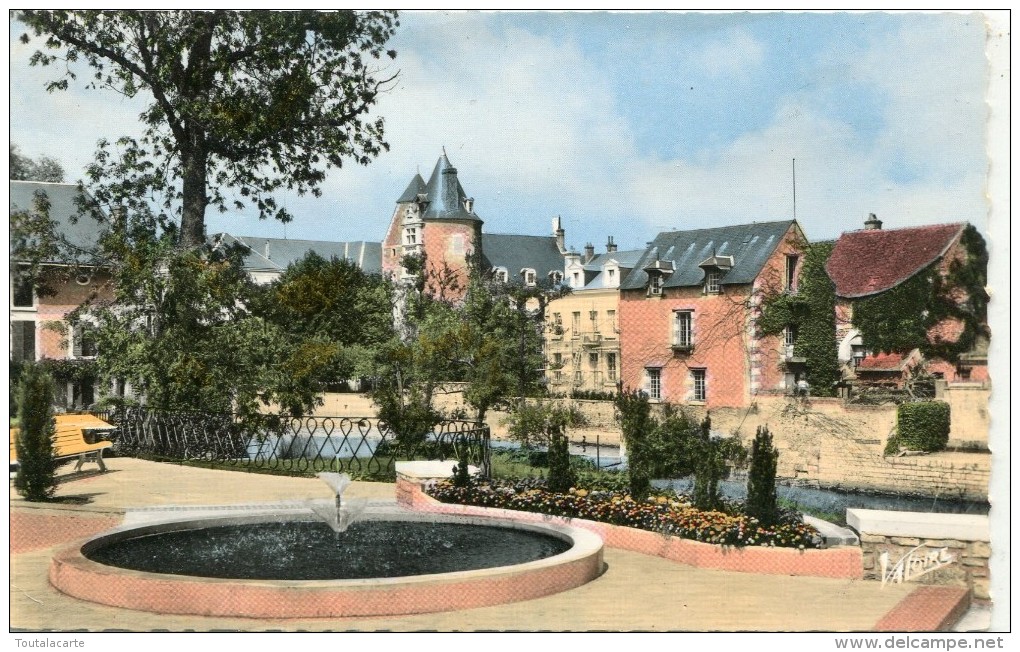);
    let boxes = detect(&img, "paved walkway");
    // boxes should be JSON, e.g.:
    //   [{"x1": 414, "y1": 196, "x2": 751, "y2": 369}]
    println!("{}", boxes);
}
[{"x1": 11, "y1": 458, "x2": 928, "y2": 631}]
